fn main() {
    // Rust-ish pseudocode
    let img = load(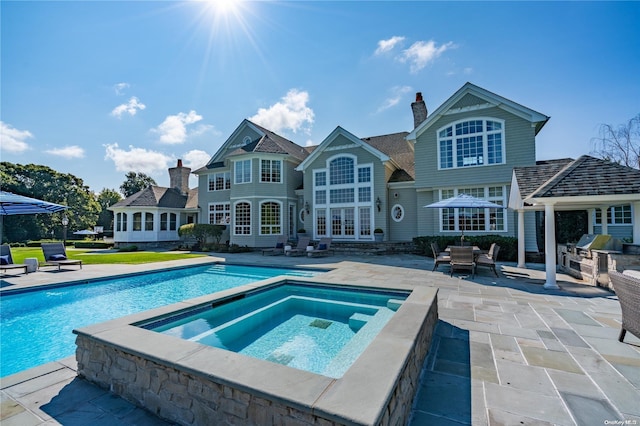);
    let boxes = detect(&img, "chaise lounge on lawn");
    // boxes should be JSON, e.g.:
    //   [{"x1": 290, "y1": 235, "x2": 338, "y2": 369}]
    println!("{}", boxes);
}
[
  {"x1": 41, "y1": 242, "x2": 82, "y2": 271},
  {"x1": 0, "y1": 245, "x2": 29, "y2": 275}
]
